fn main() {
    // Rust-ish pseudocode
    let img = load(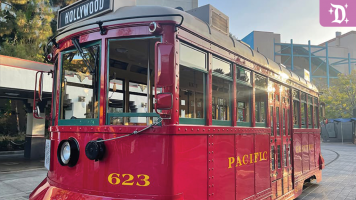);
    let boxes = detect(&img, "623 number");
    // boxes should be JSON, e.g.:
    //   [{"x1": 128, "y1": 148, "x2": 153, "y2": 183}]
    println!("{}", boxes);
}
[{"x1": 108, "y1": 173, "x2": 150, "y2": 187}]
